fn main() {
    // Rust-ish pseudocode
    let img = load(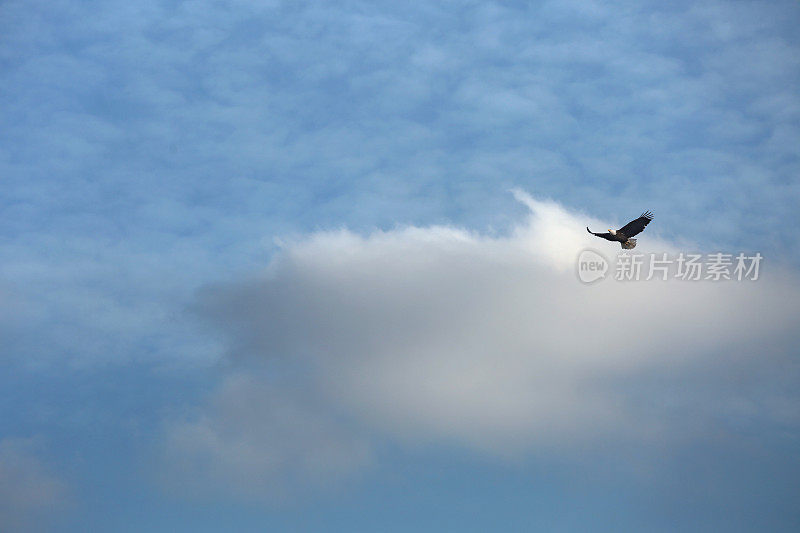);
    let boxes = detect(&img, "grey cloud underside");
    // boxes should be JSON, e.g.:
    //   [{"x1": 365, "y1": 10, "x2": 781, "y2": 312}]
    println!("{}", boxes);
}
[{"x1": 161, "y1": 374, "x2": 371, "y2": 503}]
